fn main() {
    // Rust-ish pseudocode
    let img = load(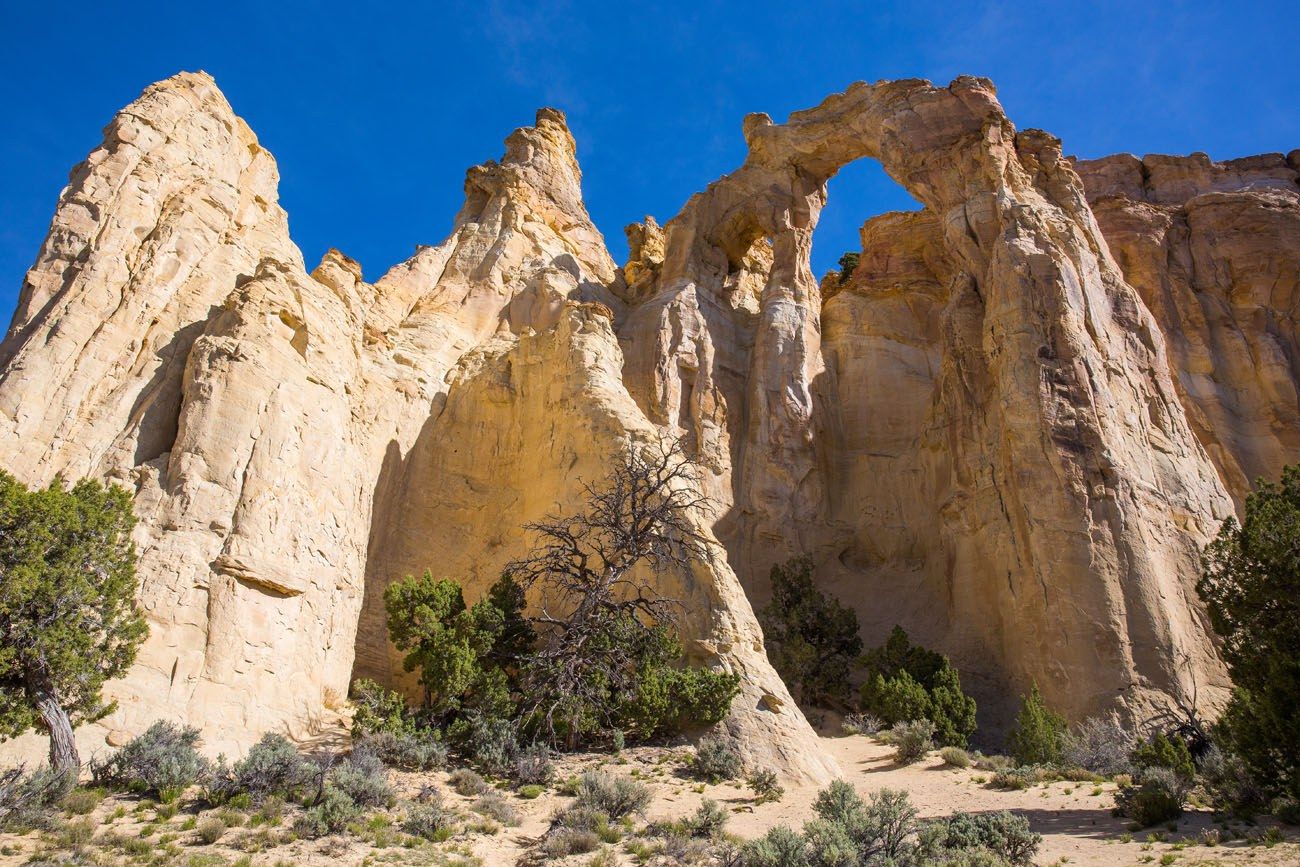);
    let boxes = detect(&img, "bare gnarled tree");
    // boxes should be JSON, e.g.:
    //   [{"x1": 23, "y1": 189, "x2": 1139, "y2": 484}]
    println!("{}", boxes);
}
[{"x1": 507, "y1": 438, "x2": 713, "y2": 747}]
